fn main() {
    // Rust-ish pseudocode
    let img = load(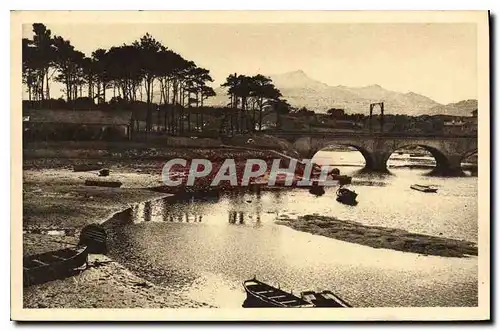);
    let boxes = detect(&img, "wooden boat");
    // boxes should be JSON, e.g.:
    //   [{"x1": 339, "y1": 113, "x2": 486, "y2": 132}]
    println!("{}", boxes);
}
[
  {"x1": 309, "y1": 181, "x2": 325, "y2": 196},
  {"x1": 336, "y1": 187, "x2": 358, "y2": 205},
  {"x1": 23, "y1": 245, "x2": 88, "y2": 286},
  {"x1": 73, "y1": 164, "x2": 102, "y2": 172},
  {"x1": 243, "y1": 278, "x2": 315, "y2": 308},
  {"x1": 301, "y1": 290, "x2": 351, "y2": 308},
  {"x1": 410, "y1": 184, "x2": 438, "y2": 193},
  {"x1": 84, "y1": 179, "x2": 122, "y2": 188}
]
